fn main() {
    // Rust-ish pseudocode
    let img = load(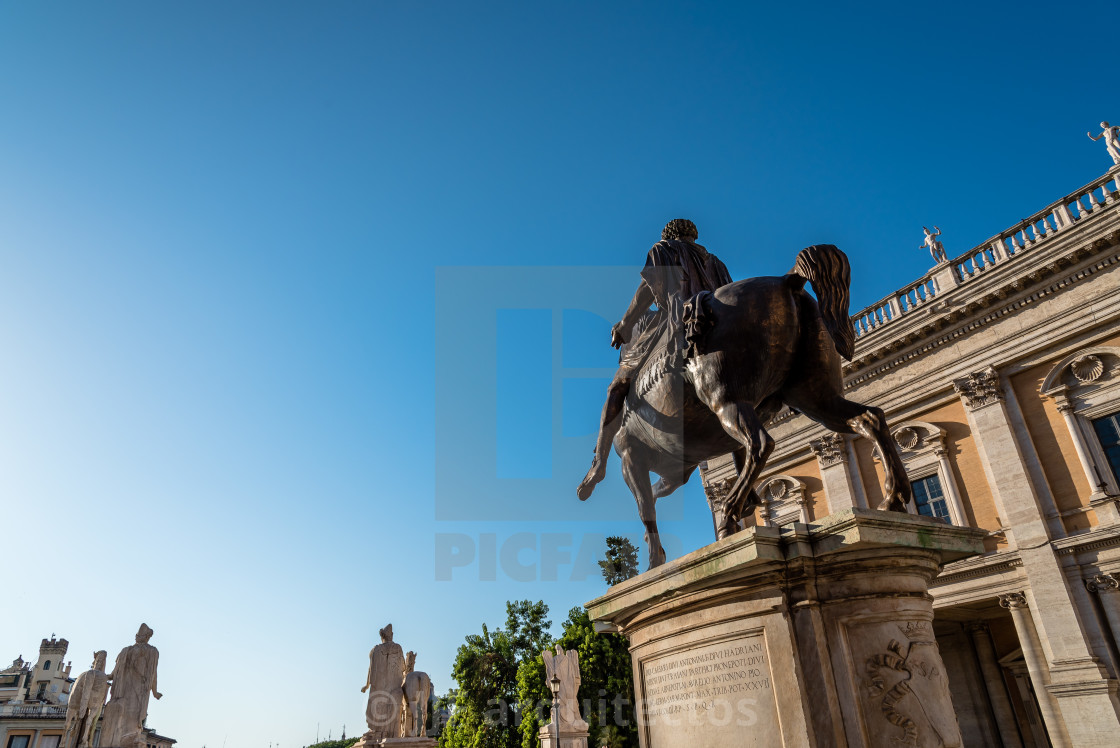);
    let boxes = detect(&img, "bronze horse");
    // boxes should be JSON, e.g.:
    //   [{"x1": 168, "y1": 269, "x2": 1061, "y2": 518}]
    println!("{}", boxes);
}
[{"x1": 586, "y1": 244, "x2": 912, "y2": 569}]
